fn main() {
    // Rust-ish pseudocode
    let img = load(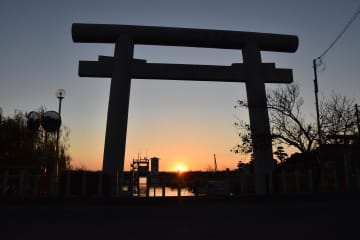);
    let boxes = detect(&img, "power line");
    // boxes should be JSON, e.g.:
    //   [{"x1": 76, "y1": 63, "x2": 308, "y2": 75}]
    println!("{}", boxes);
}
[
  {"x1": 313, "y1": 4, "x2": 360, "y2": 146},
  {"x1": 319, "y1": 4, "x2": 360, "y2": 60}
]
